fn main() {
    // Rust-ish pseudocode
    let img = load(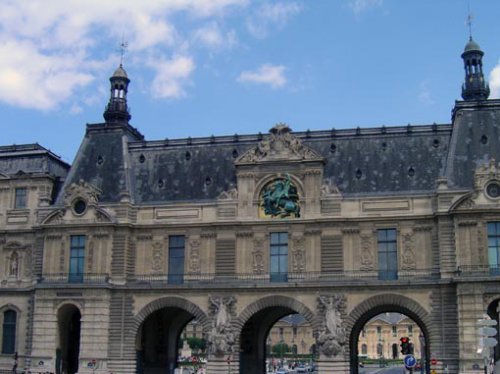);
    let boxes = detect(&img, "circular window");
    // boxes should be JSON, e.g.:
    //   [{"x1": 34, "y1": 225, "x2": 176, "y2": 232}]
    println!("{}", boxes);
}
[
  {"x1": 486, "y1": 182, "x2": 500, "y2": 199},
  {"x1": 73, "y1": 199, "x2": 87, "y2": 215}
]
